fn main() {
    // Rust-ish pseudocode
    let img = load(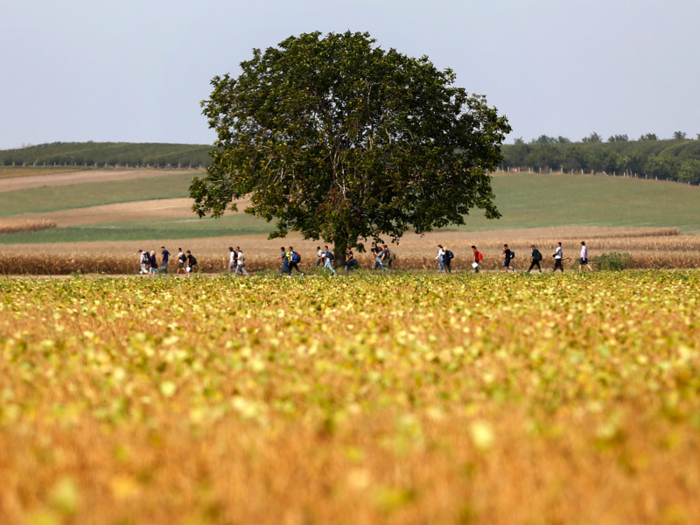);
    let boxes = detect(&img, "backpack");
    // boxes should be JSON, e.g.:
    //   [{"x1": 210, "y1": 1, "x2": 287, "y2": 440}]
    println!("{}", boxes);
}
[
  {"x1": 477, "y1": 252, "x2": 483, "y2": 261},
  {"x1": 179, "y1": 253, "x2": 187, "y2": 263},
  {"x1": 190, "y1": 256, "x2": 197, "y2": 266},
  {"x1": 445, "y1": 250, "x2": 454, "y2": 261},
  {"x1": 292, "y1": 252, "x2": 301, "y2": 263},
  {"x1": 511, "y1": 251, "x2": 516, "y2": 259},
  {"x1": 533, "y1": 249, "x2": 542, "y2": 261},
  {"x1": 327, "y1": 251, "x2": 335, "y2": 261}
]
